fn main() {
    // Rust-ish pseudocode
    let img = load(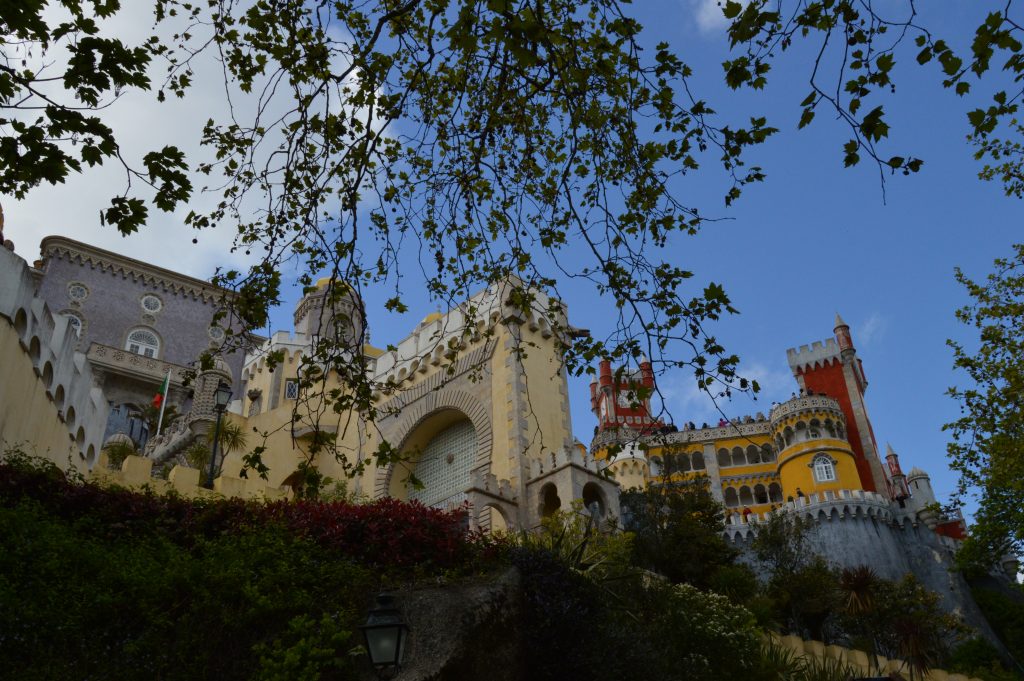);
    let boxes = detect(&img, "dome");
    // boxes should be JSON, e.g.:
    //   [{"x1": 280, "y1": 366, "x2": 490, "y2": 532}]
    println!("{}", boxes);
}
[
  {"x1": 907, "y1": 466, "x2": 929, "y2": 479},
  {"x1": 421, "y1": 311, "x2": 443, "y2": 324},
  {"x1": 103, "y1": 433, "x2": 135, "y2": 450},
  {"x1": 314, "y1": 277, "x2": 353, "y2": 292}
]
